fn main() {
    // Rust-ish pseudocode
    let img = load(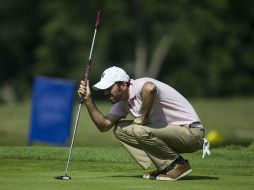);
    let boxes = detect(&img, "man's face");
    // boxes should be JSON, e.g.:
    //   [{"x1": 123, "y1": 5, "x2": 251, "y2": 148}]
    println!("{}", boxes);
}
[{"x1": 104, "y1": 83, "x2": 124, "y2": 104}]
